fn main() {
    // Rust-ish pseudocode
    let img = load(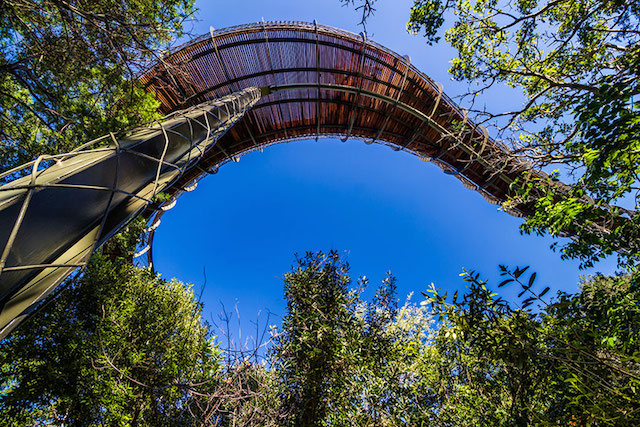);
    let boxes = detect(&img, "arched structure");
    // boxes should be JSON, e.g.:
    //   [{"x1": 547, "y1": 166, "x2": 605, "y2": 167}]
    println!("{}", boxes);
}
[
  {"x1": 140, "y1": 21, "x2": 531, "y2": 215},
  {"x1": 0, "y1": 21, "x2": 566, "y2": 338}
]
